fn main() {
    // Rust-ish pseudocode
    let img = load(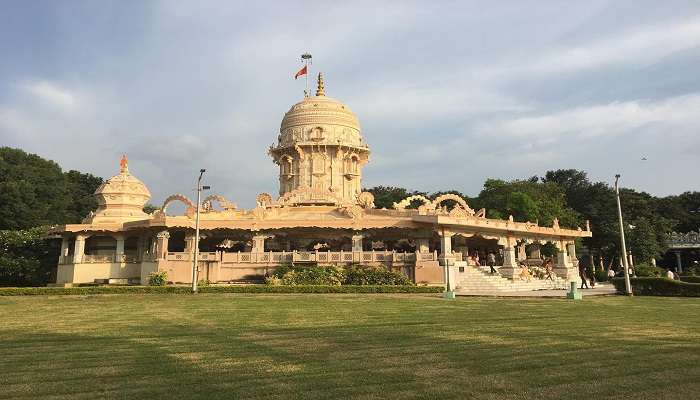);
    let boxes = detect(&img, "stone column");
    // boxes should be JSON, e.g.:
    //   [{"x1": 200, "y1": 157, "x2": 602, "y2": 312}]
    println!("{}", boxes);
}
[
  {"x1": 73, "y1": 234, "x2": 87, "y2": 263},
  {"x1": 156, "y1": 231, "x2": 170, "y2": 260},
  {"x1": 499, "y1": 238, "x2": 519, "y2": 279},
  {"x1": 416, "y1": 238, "x2": 430, "y2": 253},
  {"x1": 59, "y1": 236, "x2": 69, "y2": 264},
  {"x1": 675, "y1": 251, "x2": 683, "y2": 273},
  {"x1": 527, "y1": 243, "x2": 541, "y2": 260},
  {"x1": 516, "y1": 243, "x2": 527, "y2": 261},
  {"x1": 184, "y1": 232, "x2": 197, "y2": 253},
  {"x1": 352, "y1": 232, "x2": 364, "y2": 252},
  {"x1": 567, "y1": 243, "x2": 578, "y2": 268},
  {"x1": 251, "y1": 233, "x2": 269, "y2": 253},
  {"x1": 437, "y1": 230, "x2": 455, "y2": 266},
  {"x1": 115, "y1": 234, "x2": 125, "y2": 263},
  {"x1": 554, "y1": 241, "x2": 578, "y2": 283}
]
